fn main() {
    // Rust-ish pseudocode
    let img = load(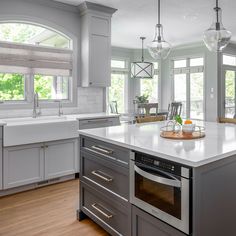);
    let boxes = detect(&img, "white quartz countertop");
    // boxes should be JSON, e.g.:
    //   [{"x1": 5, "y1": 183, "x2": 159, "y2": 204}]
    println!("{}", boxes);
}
[{"x1": 78, "y1": 121, "x2": 236, "y2": 167}]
